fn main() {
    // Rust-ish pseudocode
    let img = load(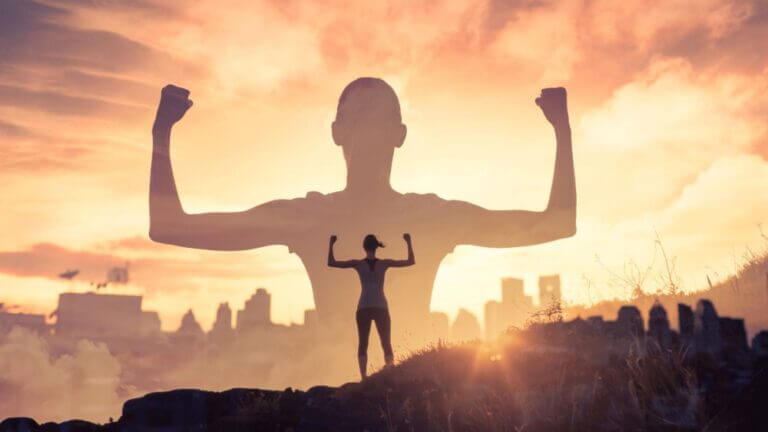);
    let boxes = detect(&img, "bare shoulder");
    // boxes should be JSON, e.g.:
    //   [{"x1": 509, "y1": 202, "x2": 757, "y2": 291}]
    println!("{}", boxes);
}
[
  {"x1": 401, "y1": 192, "x2": 479, "y2": 213},
  {"x1": 247, "y1": 190, "x2": 329, "y2": 212},
  {"x1": 402, "y1": 192, "x2": 450, "y2": 207}
]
